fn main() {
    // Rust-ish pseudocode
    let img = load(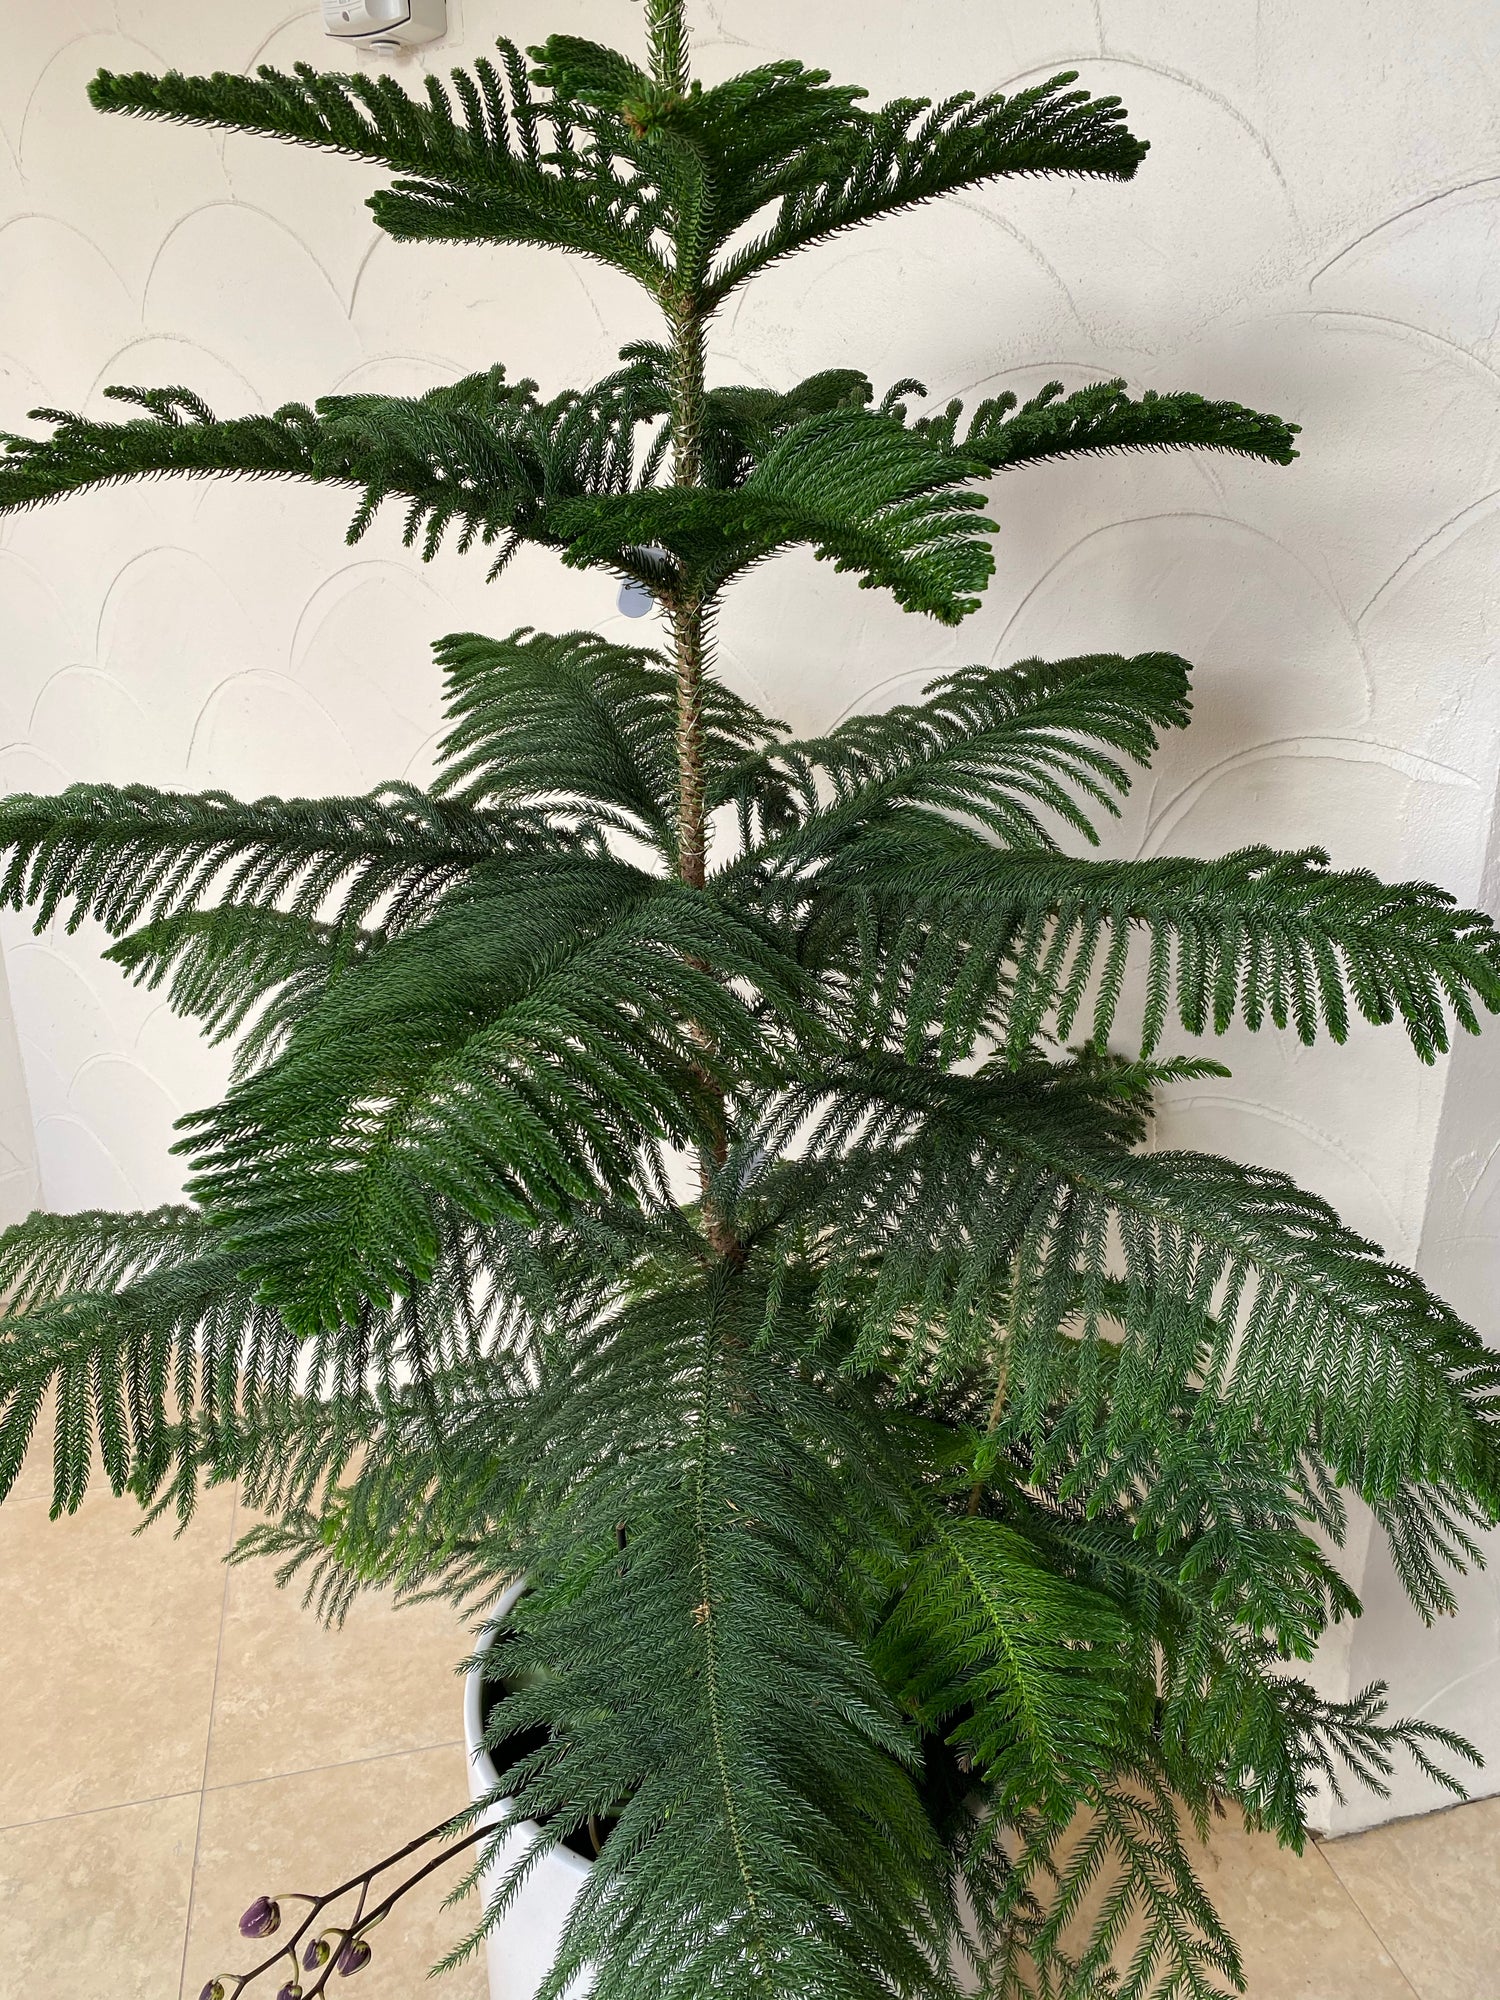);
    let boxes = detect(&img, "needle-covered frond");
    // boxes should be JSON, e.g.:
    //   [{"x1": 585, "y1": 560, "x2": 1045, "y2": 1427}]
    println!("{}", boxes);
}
[
  {"x1": 729, "y1": 1054, "x2": 1183, "y2": 1379},
  {"x1": 184, "y1": 856, "x2": 808, "y2": 1331},
  {"x1": 983, "y1": 1769, "x2": 1243, "y2": 2000},
  {"x1": 874, "y1": 1516, "x2": 1132, "y2": 1817},
  {"x1": 91, "y1": 45, "x2": 677, "y2": 291},
  {"x1": 433, "y1": 627, "x2": 785, "y2": 856},
  {"x1": 526, "y1": 40, "x2": 878, "y2": 294},
  {"x1": 552, "y1": 404, "x2": 999, "y2": 622},
  {"x1": 702, "y1": 73, "x2": 1149, "y2": 303},
  {"x1": 754, "y1": 1064, "x2": 1500, "y2": 1510},
  {"x1": 704, "y1": 366, "x2": 1300, "y2": 493},
  {"x1": 699, "y1": 366, "x2": 880, "y2": 488},
  {"x1": 0, "y1": 778, "x2": 540, "y2": 936},
  {"x1": 812, "y1": 829, "x2": 1500, "y2": 1062},
  {"x1": 219, "y1": 1363, "x2": 543, "y2": 1625},
  {"x1": 1039, "y1": 1387, "x2": 1361, "y2": 1656},
  {"x1": 0, "y1": 1206, "x2": 253, "y2": 1514},
  {"x1": 731, "y1": 652, "x2": 1192, "y2": 864},
  {"x1": 461, "y1": 1272, "x2": 954, "y2": 2000},
  {"x1": 90, "y1": 44, "x2": 1149, "y2": 307},
  {"x1": 0, "y1": 1204, "x2": 552, "y2": 1520},
  {"x1": 532, "y1": 38, "x2": 868, "y2": 190},
  {"x1": 0, "y1": 365, "x2": 667, "y2": 577},
  {"x1": 1046, "y1": 1495, "x2": 1474, "y2": 1836},
  {"x1": 1, "y1": 367, "x2": 1297, "y2": 620},
  {"x1": 901, "y1": 376, "x2": 1300, "y2": 472},
  {"x1": 1369, "y1": 1477, "x2": 1497, "y2": 1622},
  {"x1": 1238, "y1": 1679, "x2": 1479, "y2": 1823},
  {"x1": 0, "y1": 386, "x2": 321, "y2": 511},
  {"x1": 187, "y1": 1208, "x2": 654, "y2": 1611},
  {"x1": 103, "y1": 906, "x2": 368, "y2": 1077}
]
